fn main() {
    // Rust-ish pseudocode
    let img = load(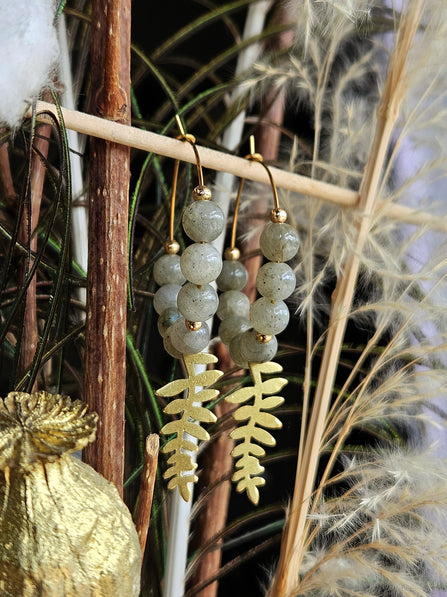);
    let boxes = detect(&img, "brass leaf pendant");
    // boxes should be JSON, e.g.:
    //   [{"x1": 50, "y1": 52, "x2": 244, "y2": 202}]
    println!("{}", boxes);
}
[
  {"x1": 0, "y1": 391, "x2": 141, "y2": 597},
  {"x1": 157, "y1": 353, "x2": 223, "y2": 501},
  {"x1": 226, "y1": 361, "x2": 287, "y2": 505}
]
